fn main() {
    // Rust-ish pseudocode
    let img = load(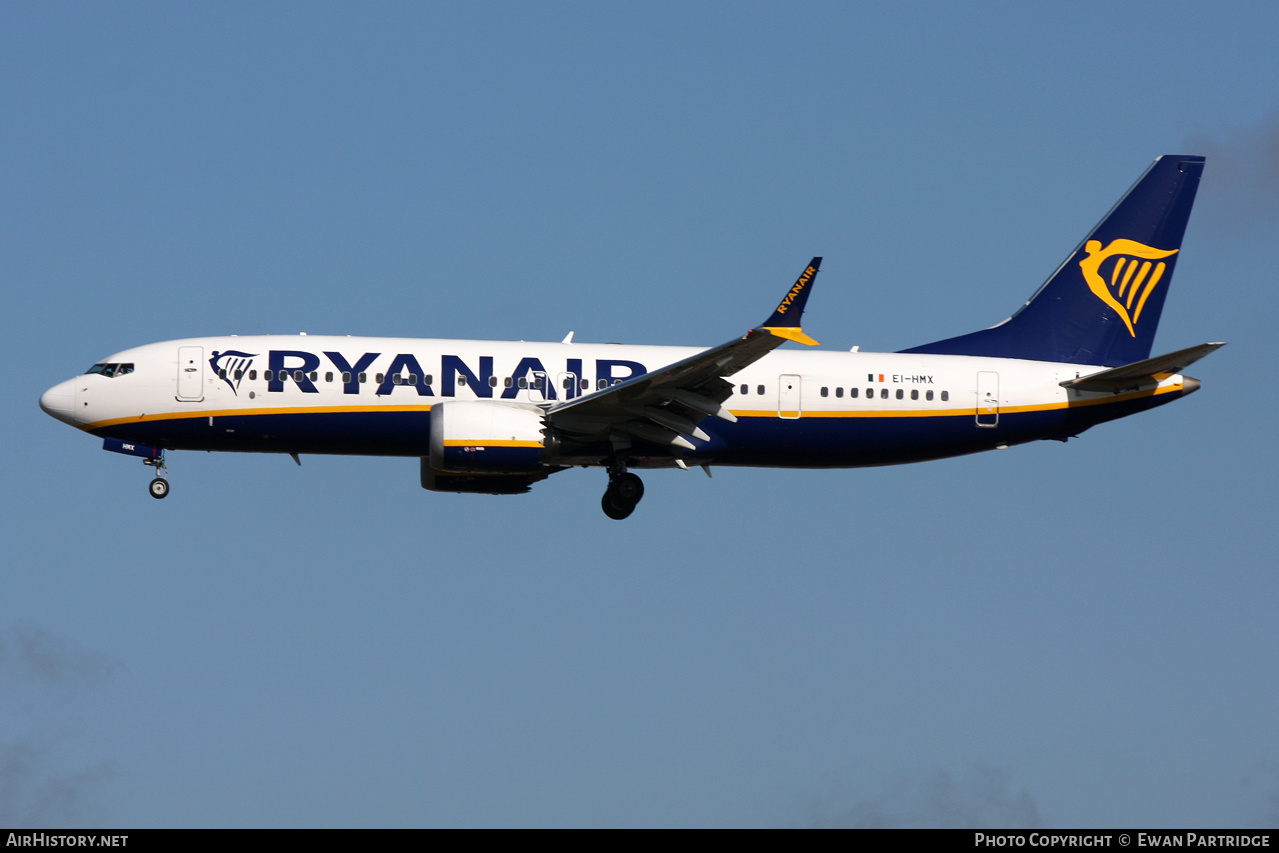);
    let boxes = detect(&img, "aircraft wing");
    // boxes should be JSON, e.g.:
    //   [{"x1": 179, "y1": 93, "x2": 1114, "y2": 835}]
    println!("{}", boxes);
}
[
  {"x1": 547, "y1": 258, "x2": 822, "y2": 450},
  {"x1": 1059, "y1": 342, "x2": 1225, "y2": 392}
]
